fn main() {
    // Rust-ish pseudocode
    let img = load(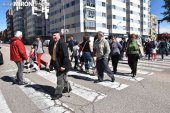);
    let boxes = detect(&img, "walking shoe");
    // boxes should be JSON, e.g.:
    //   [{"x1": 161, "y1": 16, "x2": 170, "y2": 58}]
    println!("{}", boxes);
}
[
  {"x1": 111, "y1": 77, "x2": 115, "y2": 82},
  {"x1": 62, "y1": 87, "x2": 72, "y2": 93},
  {"x1": 51, "y1": 94, "x2": 62, "y2": 100},
  {"x1": 18, "y1": 81, "x2": 28, "y2": 85}
]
